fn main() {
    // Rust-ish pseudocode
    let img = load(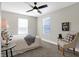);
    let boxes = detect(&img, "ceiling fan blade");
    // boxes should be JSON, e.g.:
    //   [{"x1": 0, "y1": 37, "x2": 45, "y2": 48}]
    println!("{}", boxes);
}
[
  {"x1": 28, "y1": 3, "x2": 34, "y2": 8},
  {"x1": 26, "y1": 9, "x2": 34, "y2": 12},
  {"x1": 37, "y1": 9, "x2": 42, "y2": 14},
  {"x1": 38, "y1": 4, "x2": 48, "y2": 9}
]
